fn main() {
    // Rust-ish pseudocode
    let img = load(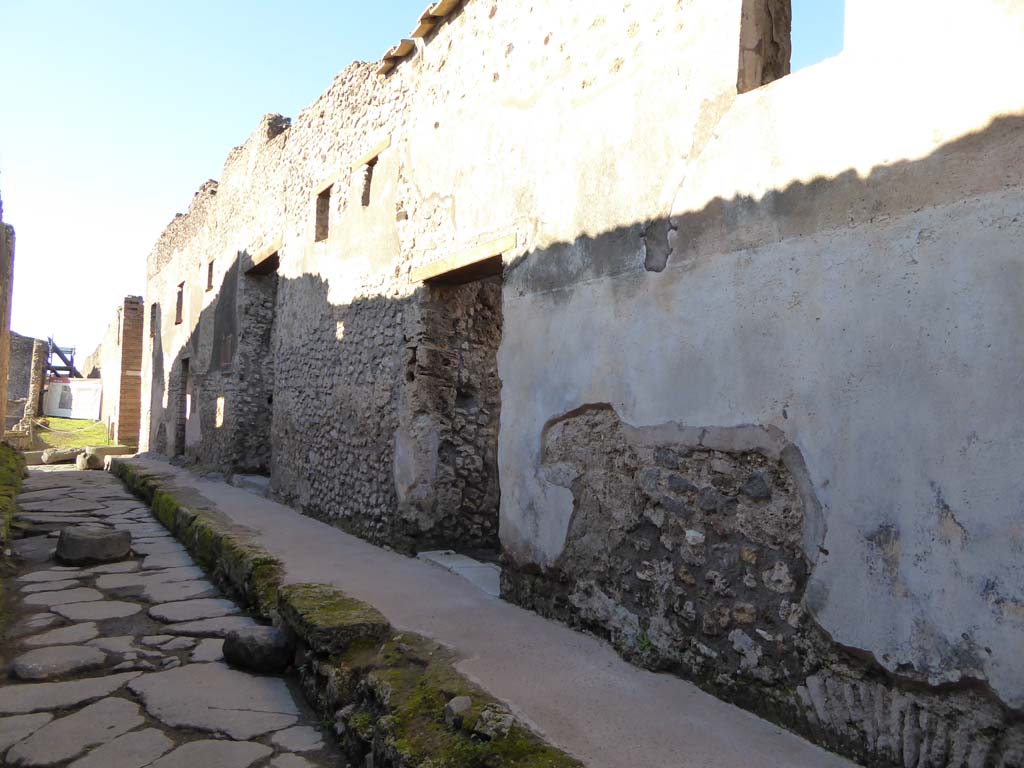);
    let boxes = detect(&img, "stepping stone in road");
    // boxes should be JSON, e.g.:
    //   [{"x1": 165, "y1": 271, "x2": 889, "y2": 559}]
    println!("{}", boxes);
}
[
  {"x1": 0, "y1": 672, "x2": 140, "y2": 715},
  {"x1": 0, "y1": 713, "x2": 53, "y2": 753},
  {"x1": 67, "y1": 727, "x2": 174, "y2": 768},
  {"x1": 21, "y1": 579, "x2": 80, "y2": 593},
  {"x1": 57, "y1": 527, "x2": 131, "y2": 565},
  {"x1": 163, "y1": 615, "x2": 259, "y2": 638},
  {"x1": 53, "y1": 600, "x2": 142, "y2": 622},
  {"x1": 149, "y1": 598, "x2": 240, "y2": 623},
  {"x1": 148, "y1": 739, "x2": 272, "y2": 768},
  {"x1": 5, "y1": 696, "x2": 144, "y2": 766},
  {"x1": 10, "y1": 645, "x2": 107, "y2": 681},
  {"x1": 23, "y1": 622, "x2": 99, "y2": 648},
  {"x1": 271, "y1": 725, "x2": 325, "y2": 753},
  {"x1": 129, "y1": 663, "x2": 299, "y2": 740},
  {"x1": 22, "y1": 587, "x2": 104, "y2": 608},
  {"x1": 223, "y1": 626, "x2": 294, "y2": 674}
]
